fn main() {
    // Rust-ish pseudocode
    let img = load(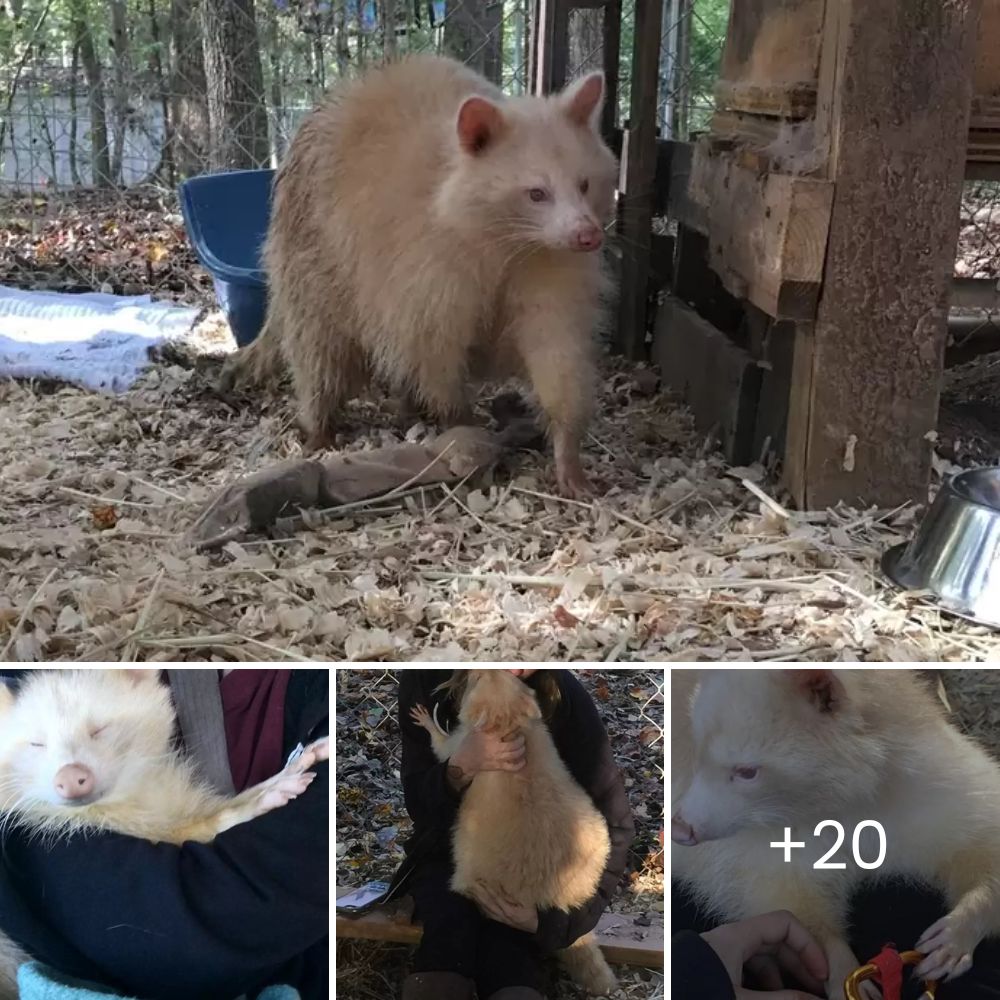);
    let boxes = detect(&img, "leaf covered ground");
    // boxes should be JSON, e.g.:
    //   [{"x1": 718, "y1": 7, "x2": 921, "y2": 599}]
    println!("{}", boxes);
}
[{"x1": 335, "y1": 668, "x2": 665, "y2": 1000}]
